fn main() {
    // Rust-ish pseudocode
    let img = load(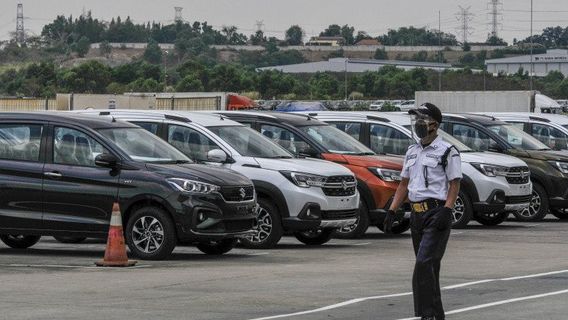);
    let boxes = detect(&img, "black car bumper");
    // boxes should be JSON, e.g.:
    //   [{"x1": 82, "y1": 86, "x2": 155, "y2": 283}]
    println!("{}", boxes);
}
[
  {"x1": 173, "y1": 193, "x2": 257, "y2": 242},
  {"x1": 473, "y1": 190, "x2": 506, "y2": 214},
  {"x1": 546, "y1": 175, "x2": 568, "y2": 209}
]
